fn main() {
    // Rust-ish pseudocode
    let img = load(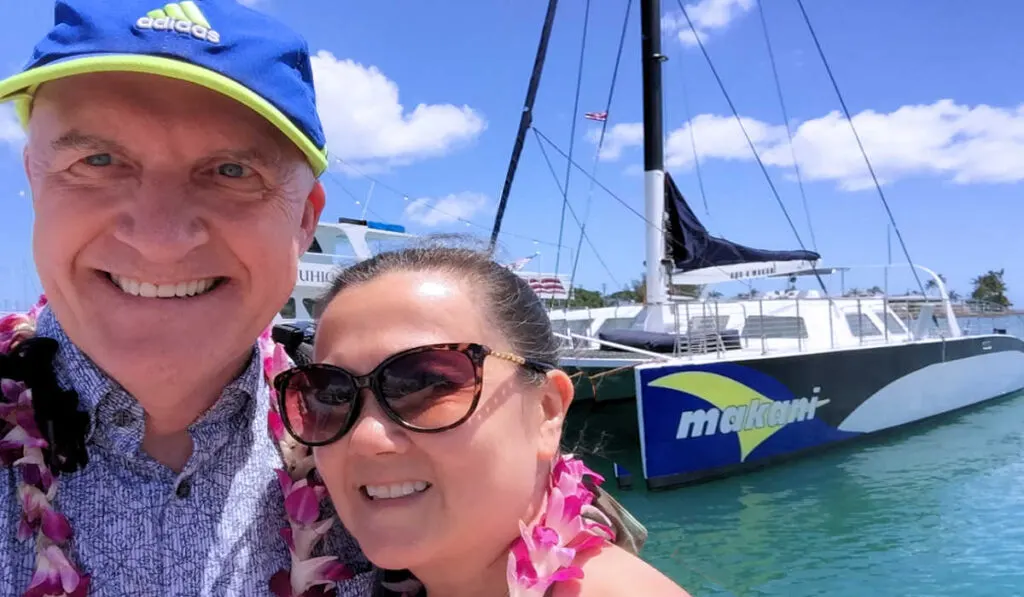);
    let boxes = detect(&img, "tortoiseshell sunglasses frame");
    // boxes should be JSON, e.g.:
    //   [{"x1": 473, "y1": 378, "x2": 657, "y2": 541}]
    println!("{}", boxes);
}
[{"x1": 273, "y1": 342, "x2": 555, "y2": 447}]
